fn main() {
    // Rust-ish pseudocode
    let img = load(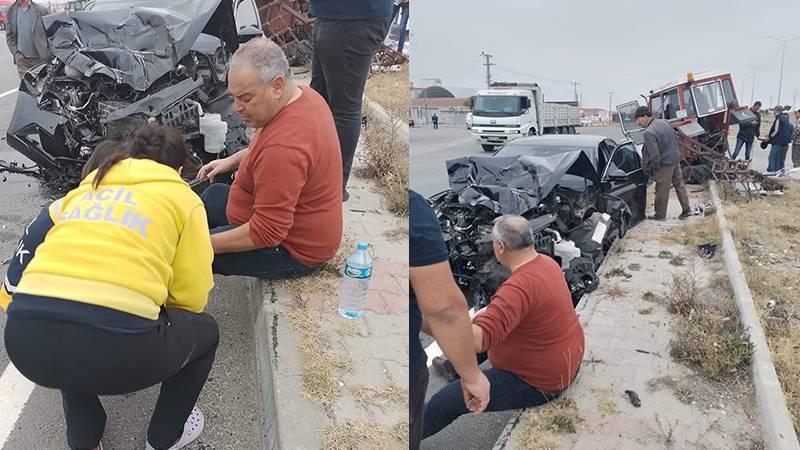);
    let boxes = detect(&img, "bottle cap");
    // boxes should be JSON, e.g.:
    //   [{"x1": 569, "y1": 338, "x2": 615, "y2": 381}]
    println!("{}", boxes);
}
[{"x1": 357, "y1": 242, "x2": 369, "y2": 250}]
